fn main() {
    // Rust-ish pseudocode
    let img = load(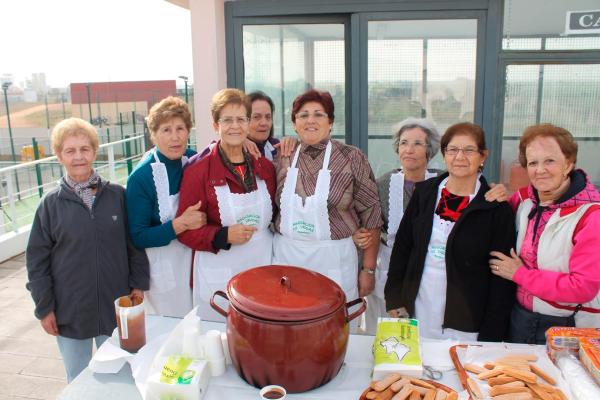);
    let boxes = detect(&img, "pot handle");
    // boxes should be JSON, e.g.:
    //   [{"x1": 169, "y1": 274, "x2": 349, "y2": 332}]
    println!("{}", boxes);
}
[
  {"x1": 210, "y1": 290, "x2": 230, "y2": 318},
  {"x1": 346, "y1": 297, "x2": 367, "y2": 322}
]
